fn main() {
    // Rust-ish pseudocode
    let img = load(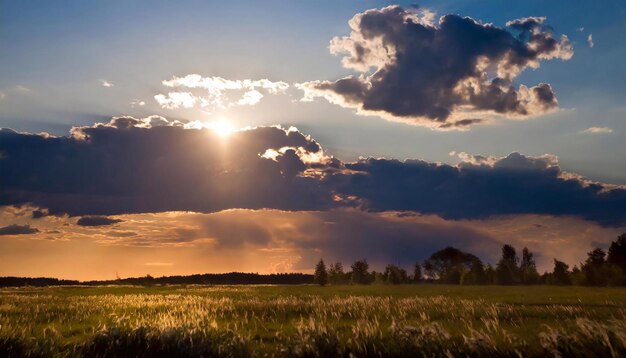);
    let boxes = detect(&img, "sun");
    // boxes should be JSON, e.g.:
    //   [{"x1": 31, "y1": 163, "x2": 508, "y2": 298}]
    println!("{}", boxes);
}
[{"x1": 209, "y1": 119, "x2": 235, "y2": 137}]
